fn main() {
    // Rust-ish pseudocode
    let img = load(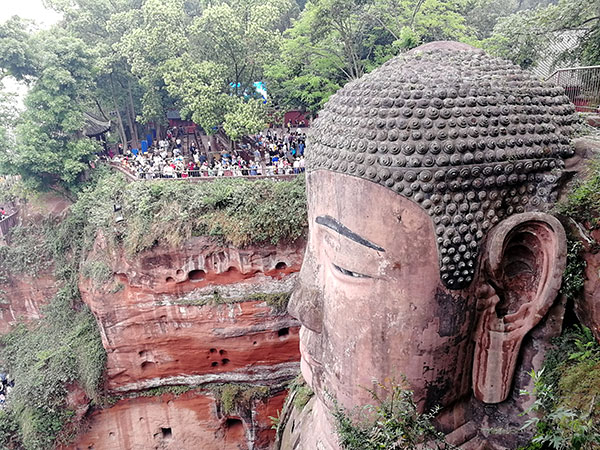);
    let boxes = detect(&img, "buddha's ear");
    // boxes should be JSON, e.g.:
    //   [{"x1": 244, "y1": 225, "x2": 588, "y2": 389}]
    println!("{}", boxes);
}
[{"x1": 472, "y1": 213, "x2": 567, "y2": 404}]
